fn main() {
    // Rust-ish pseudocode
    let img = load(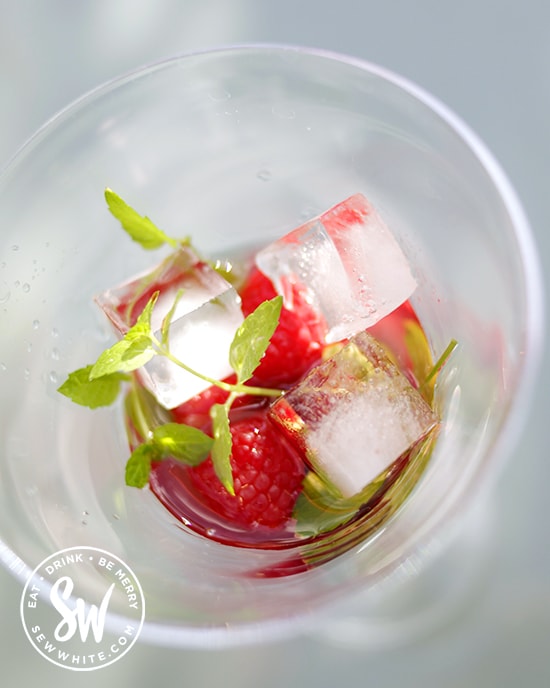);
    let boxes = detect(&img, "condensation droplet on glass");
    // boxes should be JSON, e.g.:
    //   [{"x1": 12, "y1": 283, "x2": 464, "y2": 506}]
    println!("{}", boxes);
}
[
  {"x1": 23, "y1": 283, "x2": 30, "y2": 293},
  {"x1": 0, "y1": 290, "x2": 10, "y2": 305},
  {"x1": 14, "y1": 280, "x2": 20, "y2": 288},
  {"x1": 0, "y1": 261, "x2": 6, "y2": 269},
  {"x1": 112, "y1": 513, "x2": 120, "y2": 521},
  {"x1": 49, "y1": 371, "x2": 59, "y2": 383},
  {"x1": 256, "y1": 169, "x2": 272, "y2": 182},
  {"x1": 26, "y1": 341, "x2": 32, "y2": 353},
  {"x1": 206, "y1": 528, "x2": 216, "y2": 537},
  {"x1": 83, "y1": 510, "x2": 89, "y2": 517},
  {"x1": 11, "y1": 245, "x2": 19, "y2": 252},
  {"x1": 0, "y1": 362, "x2": 7, "y2": 372},
  {"x1": 23, "y1": 368, "x2": 30, "y2": 380},
  {"x1": 51, "y1": 328, "x2": 59, "y2": 338},
  {"x1": 51, "y1": 347, "x2": 60, "y2": 361}
]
